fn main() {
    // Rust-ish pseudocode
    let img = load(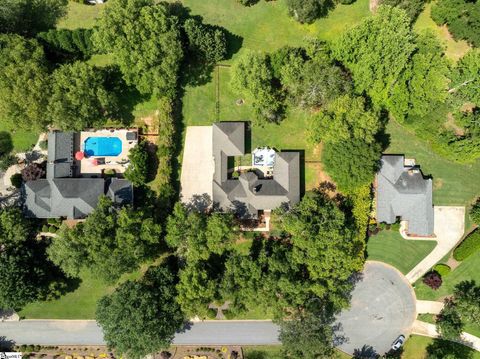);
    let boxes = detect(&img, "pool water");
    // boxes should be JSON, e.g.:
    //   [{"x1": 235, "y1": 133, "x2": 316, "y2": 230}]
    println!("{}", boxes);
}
[{"x1": 84, "y1": 137, "x2": 122, "y2": 157}]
